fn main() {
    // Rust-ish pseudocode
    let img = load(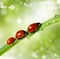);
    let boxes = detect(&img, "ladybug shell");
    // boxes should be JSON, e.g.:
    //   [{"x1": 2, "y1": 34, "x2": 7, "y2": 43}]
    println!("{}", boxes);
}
[
  {"x1": 7, "y1": 37, "x2": 15, "y2": 45},
  {"x1": 28, "y1": 23, "x2": 40, "y2": 32},
  {"x1": 16, "y1": 30, "x2": 26, "y2": 39}
]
